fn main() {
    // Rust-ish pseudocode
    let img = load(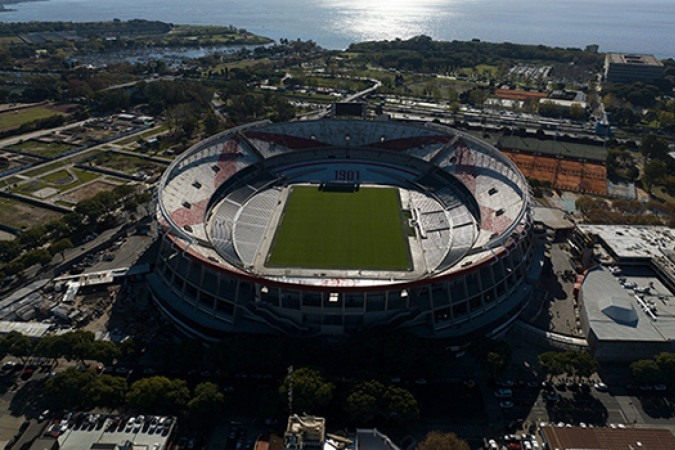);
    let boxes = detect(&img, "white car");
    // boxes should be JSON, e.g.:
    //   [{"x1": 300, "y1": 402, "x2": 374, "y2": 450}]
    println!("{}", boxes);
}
[{"x1": 594, "y1": 382, "x2": 608, "y2": 392}]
